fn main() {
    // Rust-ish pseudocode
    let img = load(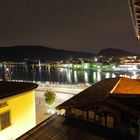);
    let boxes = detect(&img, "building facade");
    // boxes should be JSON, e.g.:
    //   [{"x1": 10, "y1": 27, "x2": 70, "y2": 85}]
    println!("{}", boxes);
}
[
  {"x1": 0, "y1": 81, "x2": 38, "y2": 140},
  {"x1": 56, "y1": 77, "x2": 140, "y2": 139}
]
